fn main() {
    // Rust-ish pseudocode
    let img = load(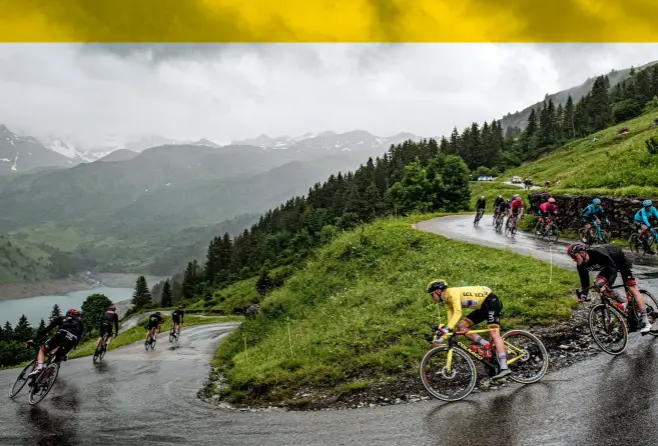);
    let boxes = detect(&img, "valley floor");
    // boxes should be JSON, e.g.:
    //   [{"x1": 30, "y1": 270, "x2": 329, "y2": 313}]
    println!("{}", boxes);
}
[{"x1": 0, "y1": 272, "x2": 168, "y2": 300}]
